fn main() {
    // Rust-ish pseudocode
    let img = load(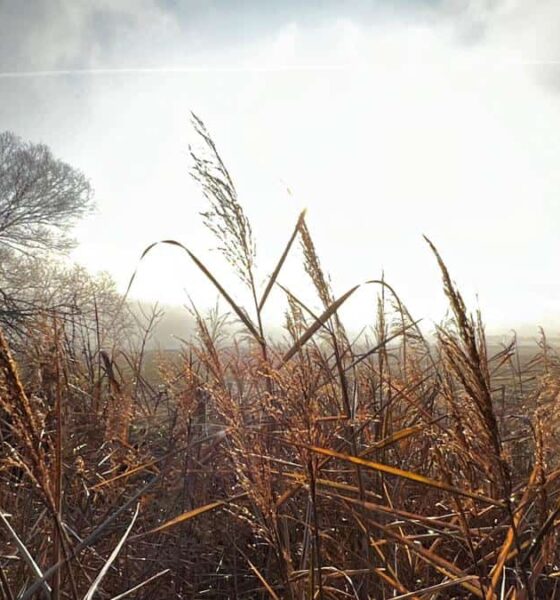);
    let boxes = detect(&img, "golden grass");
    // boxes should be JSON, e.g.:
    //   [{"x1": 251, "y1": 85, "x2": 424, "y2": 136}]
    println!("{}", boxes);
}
[{"x1": 1, "y1": 117, "x2": 559, "y2": 599}]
